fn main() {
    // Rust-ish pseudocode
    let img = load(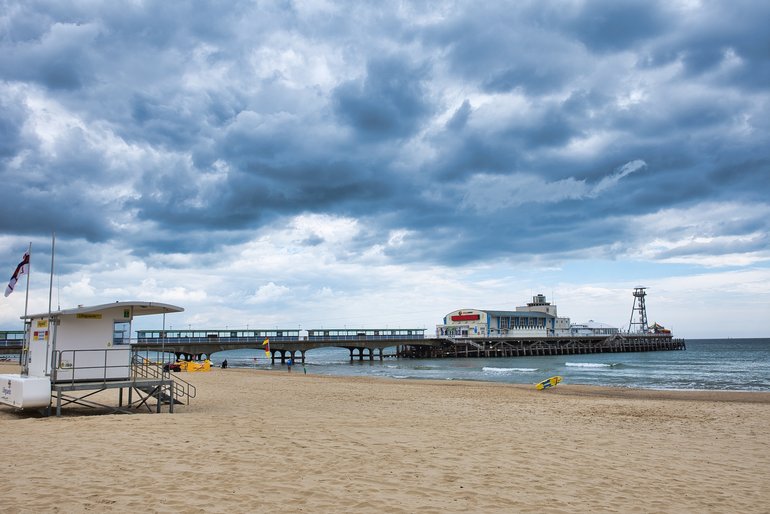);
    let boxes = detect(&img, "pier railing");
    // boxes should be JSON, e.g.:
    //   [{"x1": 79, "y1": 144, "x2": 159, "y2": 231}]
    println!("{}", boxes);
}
[{"x1": 402, "y1": 334, "x2": 686, "y2": 358}]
